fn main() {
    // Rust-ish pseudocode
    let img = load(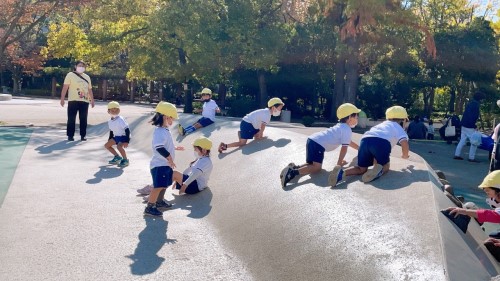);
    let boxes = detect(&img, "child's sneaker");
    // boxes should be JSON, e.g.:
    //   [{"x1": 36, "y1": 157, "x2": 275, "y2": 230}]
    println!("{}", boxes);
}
[
  {"x1": 328, "y1": 165, "x2": 344, "y2": 187},
  {"x1": 144, "y1": 205, "x2": 162, "y2": 217},
  {"x1": 156, "y1": 200, "x2": 173, "y2": 210},
  {"x1": 280, "y1": 167, "x2": 296, "y2": 187},
  {"x1": 362, "y1": 164, "x2": 384, "y2": 183},
  {"x1": 118, "y1": 158, "x2": 129, "y2": 167},
  {"x1": 288, "y1": 162, "x2": 299, "y2": 169},
  {"x1": 218, "y1": 142, "x2": 227, "y2": 153},
  {"x1": 178, "y1": 124, "x2": 185, "y2": 136},
  {"x1": 137, "y1": 184, "x2": 153, "y2": 195},
  {"x1": 108, "y1": 155, "x2": 122, "y2": 164}
]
